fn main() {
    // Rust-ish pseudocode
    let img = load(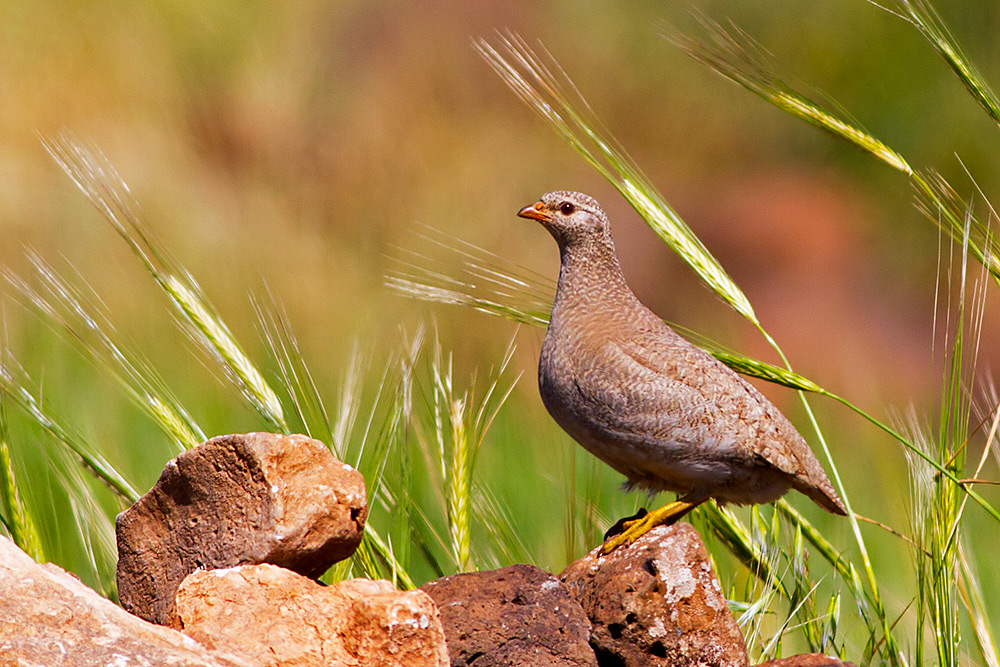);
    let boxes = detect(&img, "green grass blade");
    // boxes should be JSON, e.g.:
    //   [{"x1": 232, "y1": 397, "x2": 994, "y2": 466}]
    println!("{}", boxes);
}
[
  {"x1": 0, "y1": 409, "x2": 44, "y2": 562},
  {"x1": 41, "y1": 133, "x2": 288, "y2": 434},
  {"x1": 476, "y1": 34, "x2": 759, "y2": 324},
  {"x1": 252, "y1": 292, "x2": 334, "y2": 444},
  {"x1": 386, "y1": 228, "x2": 553, "y2": 328},
  {"x1": 700, "y1": 501, "x2": 787, "y2": 597},
  {"x1": 5, "y1": 255, "x2": 203, "y2": 451},
  {"x1": 831, "y1": 391, "x2": 1000, "y2": 523},
  {"x1": 388, "y1": 273, "x2": 550, "y2": 328},
  {"x1": 47, "y1": 445, "x2": 120, "y2": 597},
  {"x1": 357, "y1": 526, "x2": 417, "y2": 591},
  {"x1": 884, "y1": 0, "x2": 1000, "y2": 126},
  {"x1": 472, "y1": 483, "x2": 534, "y2": 566},
  {"x1": 0, "y1": 362, "x2": 139, "y2": 503},
  {"x1": 958, "y1": 544, "x2": 1000, "y2": 667},
  {"x1": 164, "y1": 275, "x2": 288, "y2": 432},
  {"x1": 709, "y1": 350, "x2": 825, "y2": 393},
  {"x1": 670, "y1": 19, "x2": 911, "y2": 175},
  {"x1": 674, "y1": 18, "x2": 1000, "y2": 290},
  {"x1": 445, "y1": 396, "x2": 471, "y2": 571},
  {"x1": 795, "y1": 384, "x2": 904, "y2": 666},
  {"x1": 913, "y1": 171, "x2": 1000, "y2": 284}
]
